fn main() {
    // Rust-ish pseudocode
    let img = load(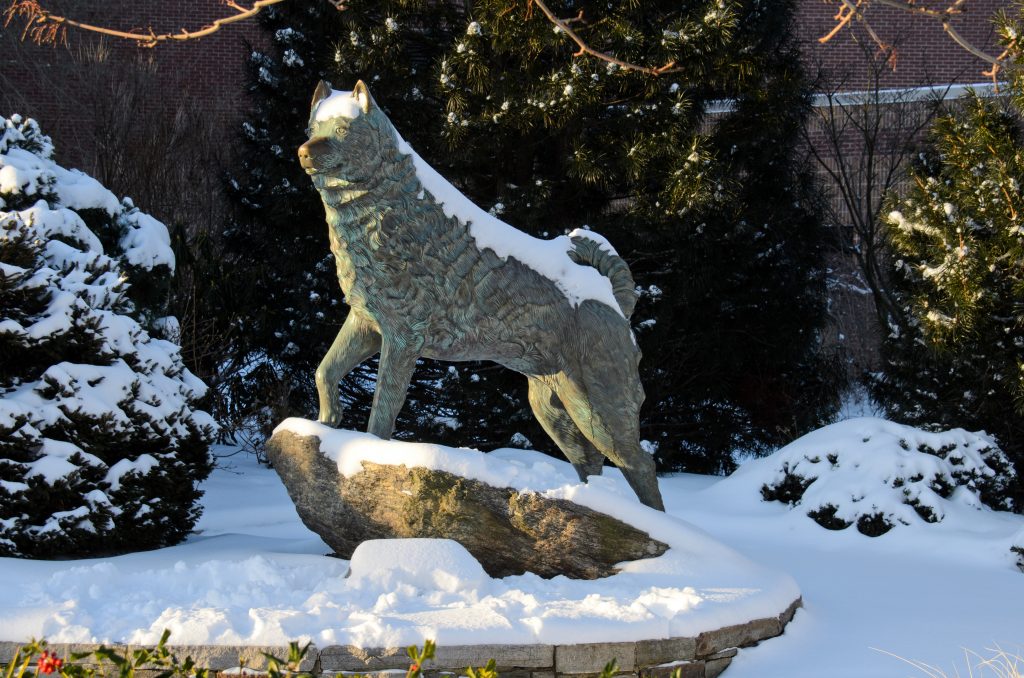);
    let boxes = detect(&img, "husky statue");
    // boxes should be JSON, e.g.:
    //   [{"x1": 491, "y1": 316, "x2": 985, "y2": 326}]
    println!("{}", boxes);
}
[{"x1": 298, "y1": 80, "x2": 664, "y2": 511}]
